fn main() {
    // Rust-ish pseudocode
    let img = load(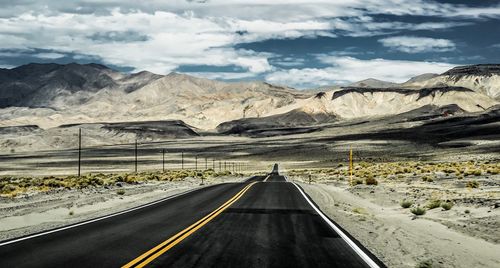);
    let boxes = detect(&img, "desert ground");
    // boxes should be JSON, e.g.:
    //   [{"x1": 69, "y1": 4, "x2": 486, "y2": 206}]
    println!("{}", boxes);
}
[{"x1": 0, "y1": 115, "x2": 499, "y2": 268}]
